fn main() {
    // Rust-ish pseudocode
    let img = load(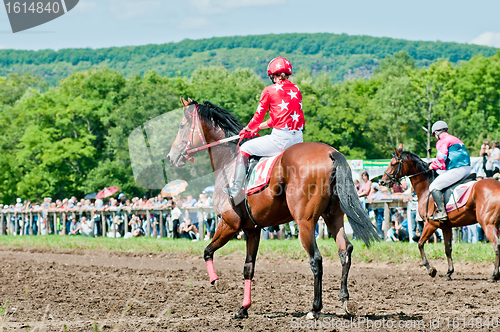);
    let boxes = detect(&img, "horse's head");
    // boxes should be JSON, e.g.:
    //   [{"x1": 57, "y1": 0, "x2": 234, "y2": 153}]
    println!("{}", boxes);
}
[
  {"x1": 380, "y1": 143, "x2": 406, "y2": 187},
  {"x1": 167, "y1": 97, "x2": 206, "y2": 168}
]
